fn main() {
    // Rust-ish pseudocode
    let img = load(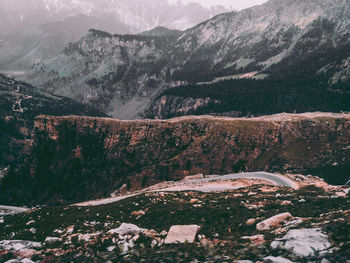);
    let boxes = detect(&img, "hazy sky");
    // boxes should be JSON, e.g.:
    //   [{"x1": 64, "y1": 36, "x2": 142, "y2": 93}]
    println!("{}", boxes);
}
[{"x1": 168, "y1": 0, "x2": 268, "y2": 9}]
